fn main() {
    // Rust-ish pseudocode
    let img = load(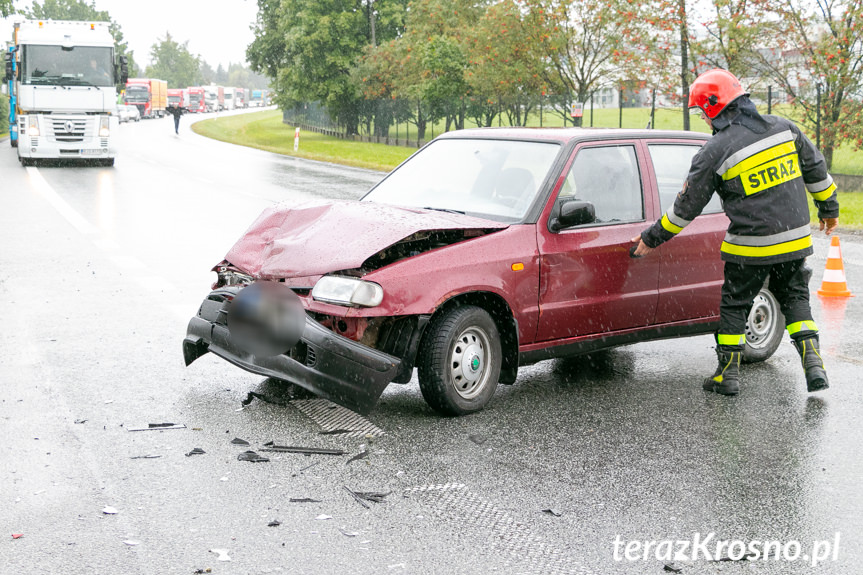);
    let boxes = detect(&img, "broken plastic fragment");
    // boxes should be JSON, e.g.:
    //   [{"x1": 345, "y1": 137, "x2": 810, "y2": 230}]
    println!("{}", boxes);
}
[
  {"x1": 468, "y1": 434, "x2": 487, "y2": 445},
  {"x1": 346, "y1": 450, "x2": 369, "y2": 465},
  {"x1": 663, "y1": 562, "x2": 683, "y2": 573},
  {"x1": 209, "y1": 548, "x2": 231, "y2": 561},
  {"x1": 242, "y1": 391, "x2": 289, "y2": 407},
  {"x1": 237, "y1": 450, "x2": 269, "y2": 463},
  {"x1": 542, "y1": 508, "x2": 562, "y2": 517},
  {"x1": 193, "y1": 570, "x2": 212, "y2": 574},
  {"x1": 123, "y1": 540, "x2": 140, "y2": 546},
  {"x1": 185, "y1": 448, "x2": 206, "y2": 457},
  {"x1": 262, "y1": 444, "x2": 344, "y2": 456},
  {"x1": 130, "y1": 455, "x2": 161, "y2": 460},
  {"x1": 127, "y1": 424, "x2": 186, "y2": 432},
  {"x1": 231, "y1": 437, "x2": 250, "y2": 446},
  {"x1": 345, "y1": 486, "x2": 390, "y2": 508},
  {"x1": 315, "y1": 514, "x2": 333, "y2": 521},
  {"x1": 102, "y1": 506, "x2": 119, "y2": 515},
  {"x1": 268, "y1": 520, "x2": 281, "y2": 527},
  {"x1": 74, "y1": 419, "x2": 87, "y2": 424},
  {"x1": 339, "y1": 528, "x2": 359, "y2": 537},
  {"x1": 289, "y1": 497, "x2": 321, "y2": 503},
  {"x1": 12, "y1": 534, "x2": 23, "y2": 539}
]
